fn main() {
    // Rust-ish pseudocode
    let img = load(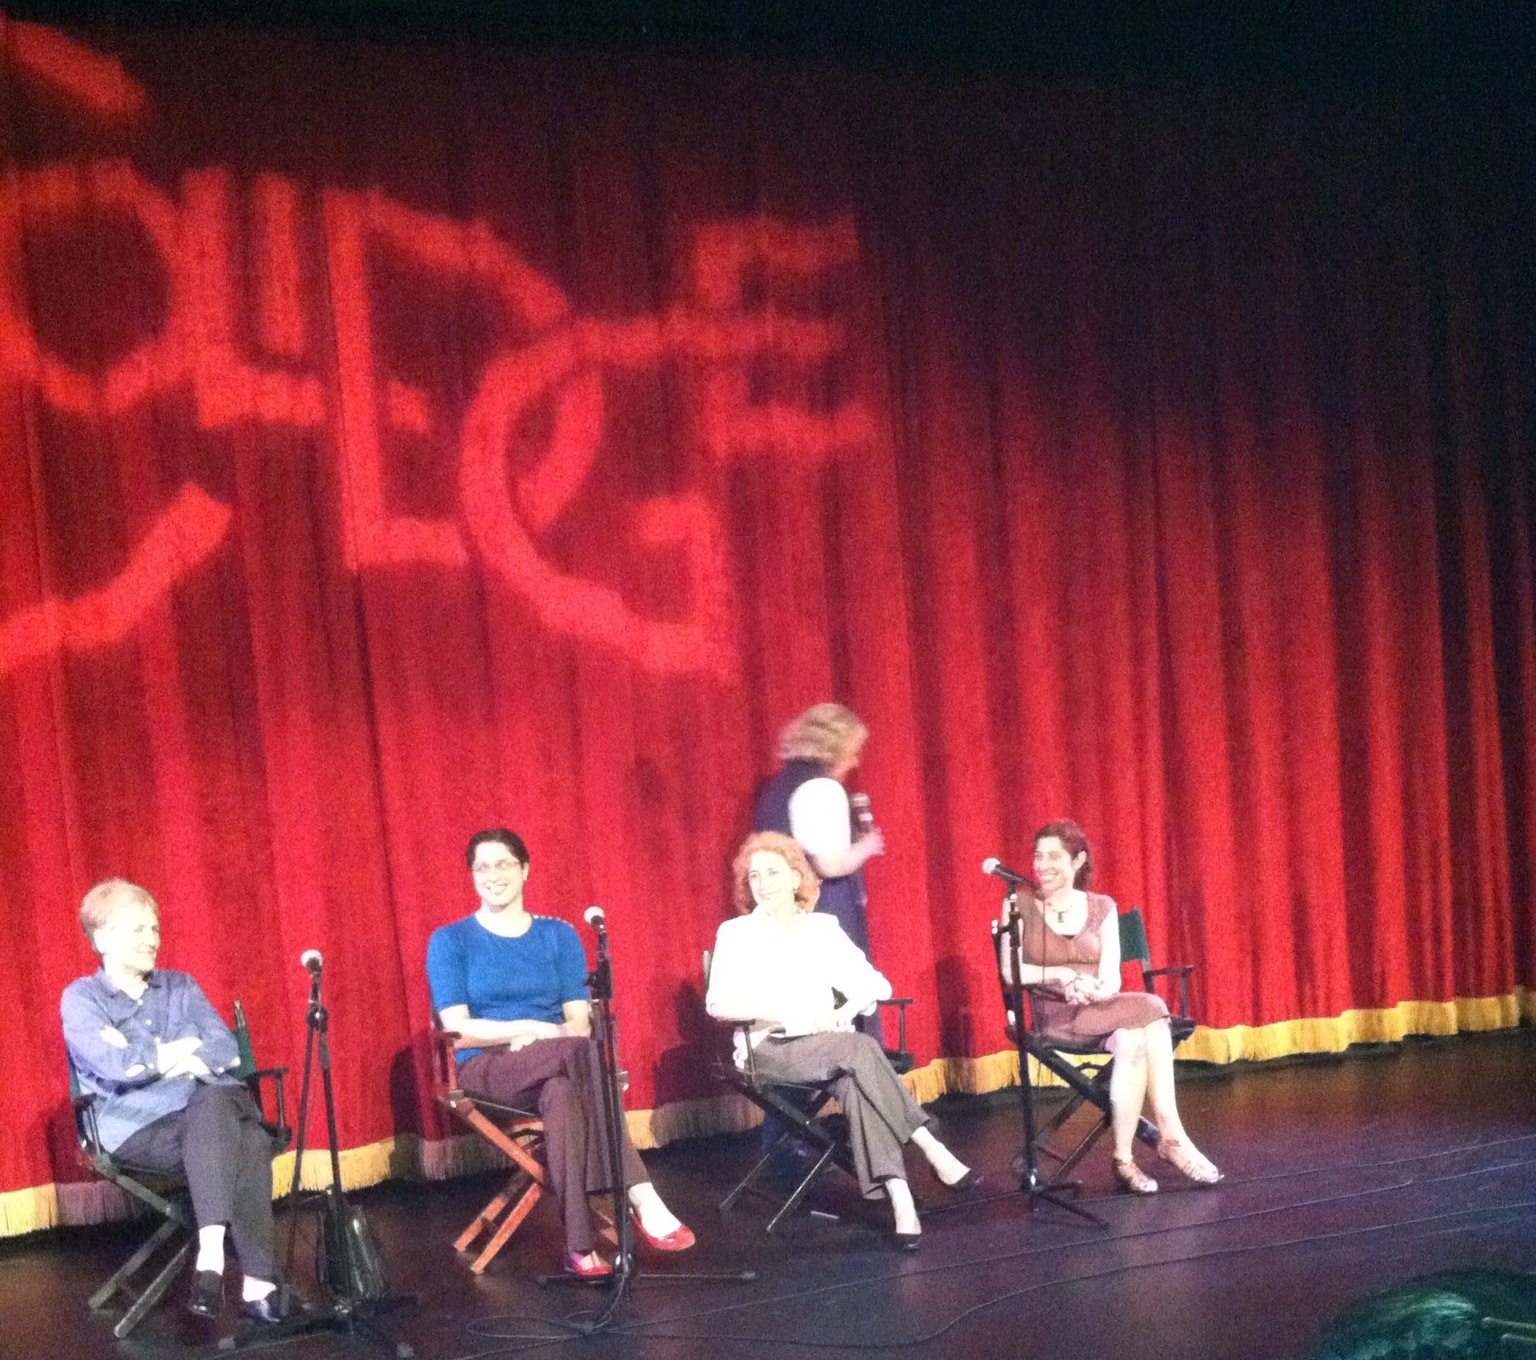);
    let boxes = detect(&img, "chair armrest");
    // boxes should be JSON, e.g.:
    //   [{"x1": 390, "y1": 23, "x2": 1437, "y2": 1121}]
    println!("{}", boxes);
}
[
  {"x1": 243, "y1": 1066, "x2": 288, "y2": 1138},
  {"x1": 71, "y1": 1090, "x2": 102, "y2": 1156},
  {"x1": 1140, "y1": 964, "x2": 1194, "y2": 1019},
  {"x1": 876, "y1": 998, "x2": 912, "y2": 1054}
]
